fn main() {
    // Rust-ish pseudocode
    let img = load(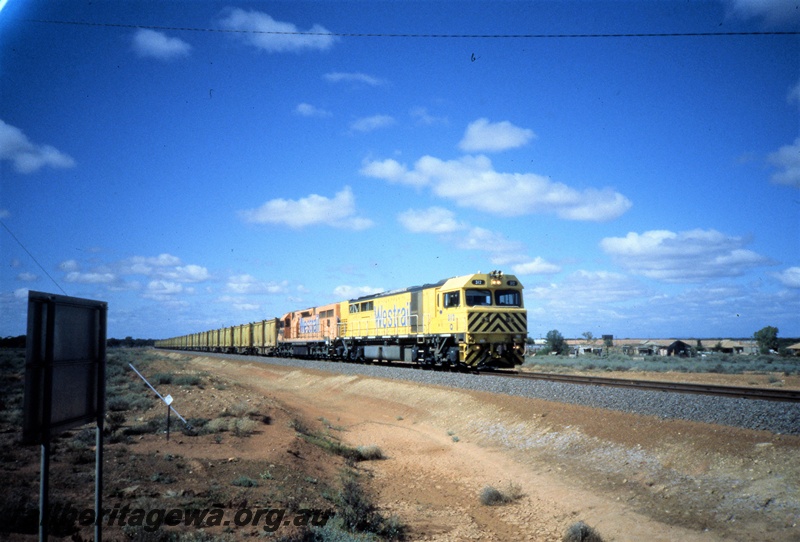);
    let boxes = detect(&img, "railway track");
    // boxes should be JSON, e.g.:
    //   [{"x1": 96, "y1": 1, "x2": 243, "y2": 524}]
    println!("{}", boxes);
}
[
  {"x1": 162, "y1": 350, "x2": 800, "y2": 403},
  {"x1": 490, "y1": 370, "x2": 800, "y2": 403}
]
